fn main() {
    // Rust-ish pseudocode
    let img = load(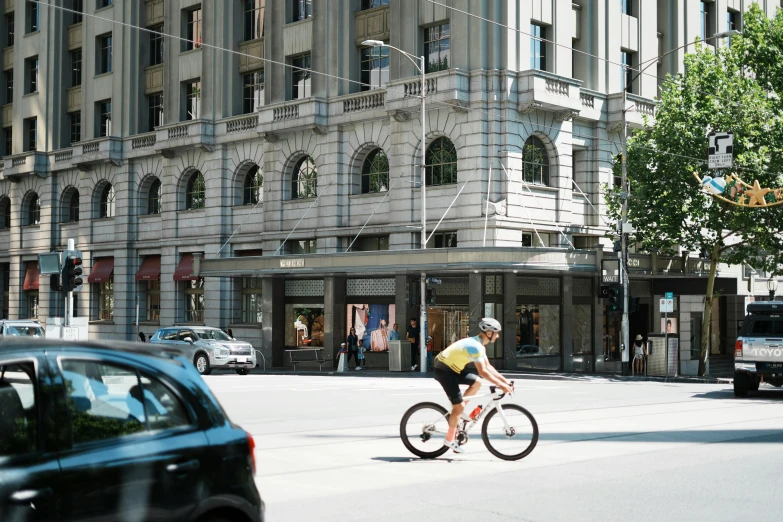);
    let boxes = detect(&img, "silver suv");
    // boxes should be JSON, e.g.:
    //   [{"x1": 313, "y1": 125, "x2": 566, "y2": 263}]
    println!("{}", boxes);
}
[
  {"x1": 0, "y1": 320, "x2": 45, "y2": 337},
  {"x1": 149, "y1": 326, "x2": 257, "y2": 375}
]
